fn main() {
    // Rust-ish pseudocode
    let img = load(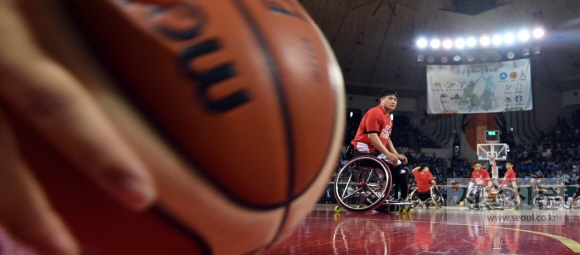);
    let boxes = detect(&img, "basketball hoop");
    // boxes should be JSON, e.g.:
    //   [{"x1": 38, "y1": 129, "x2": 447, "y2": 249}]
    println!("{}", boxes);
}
[
  {"x1": 489, "y1": 154, "x2": 498, "y2": 179},
  {"x1": 488, "y1": 155, "x2": 496, "y2": 165}
]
